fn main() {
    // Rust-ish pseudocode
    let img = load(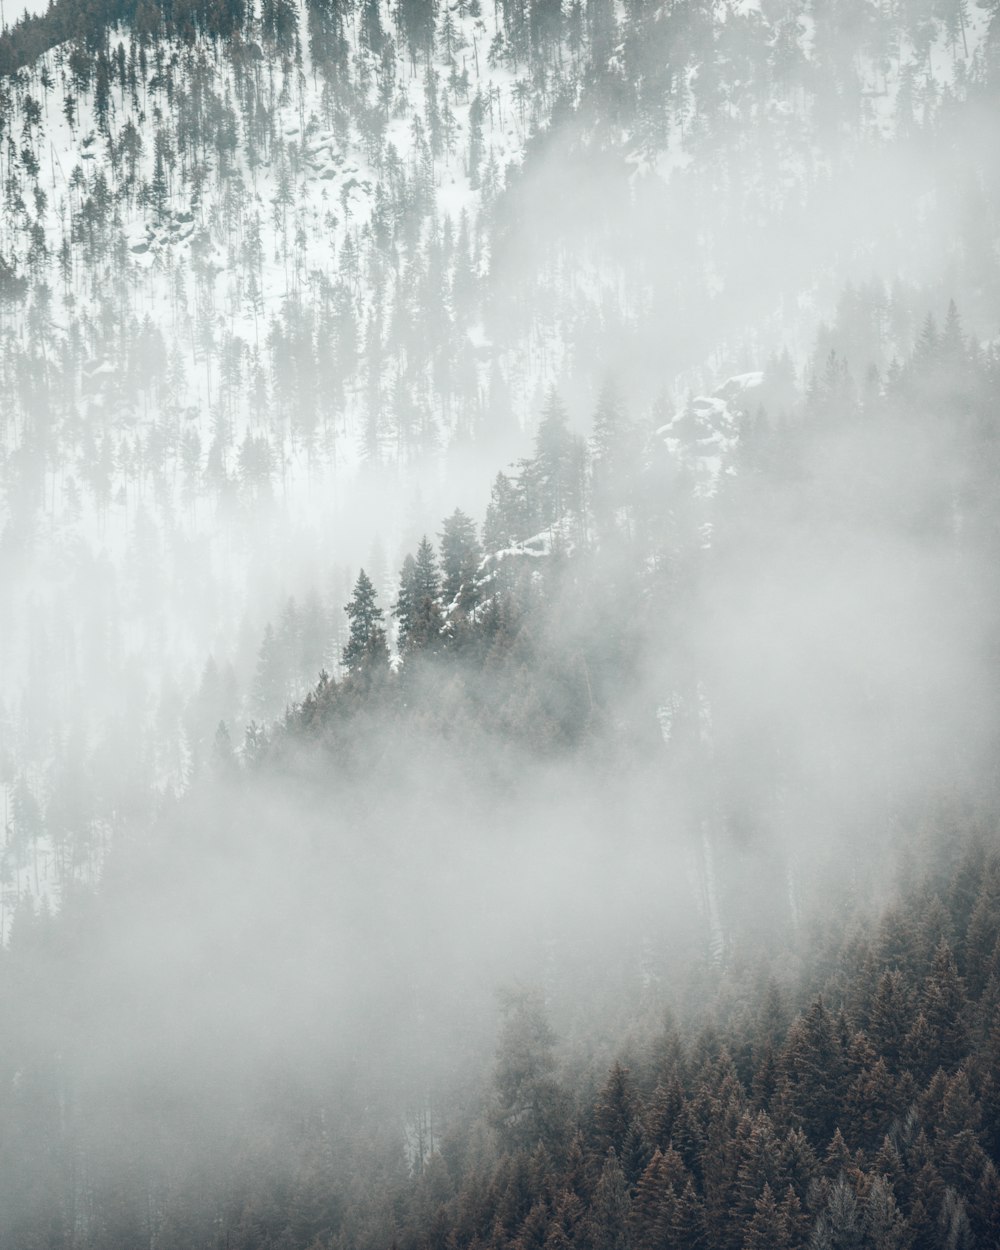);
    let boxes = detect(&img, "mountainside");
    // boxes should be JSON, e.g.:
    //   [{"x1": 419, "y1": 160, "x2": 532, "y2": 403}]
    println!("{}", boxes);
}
[
  {"x1": 2, "y1": 0, "x2": 997, "y2": 920},
  {"x1": 1, "y1": 0, "x2": 1000, "y2": 1245}
]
